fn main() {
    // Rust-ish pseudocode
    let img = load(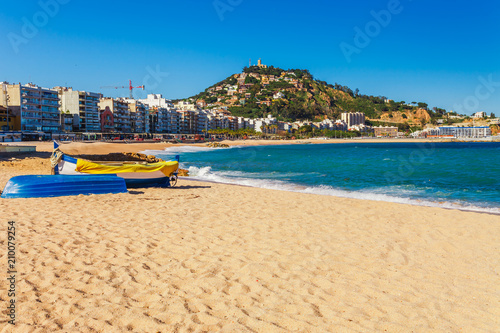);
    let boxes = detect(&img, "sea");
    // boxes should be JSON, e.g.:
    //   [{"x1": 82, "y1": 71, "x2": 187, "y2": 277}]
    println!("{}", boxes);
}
[{"x1": 144, "y1": 142, "x2": 500, "y2": 214}]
